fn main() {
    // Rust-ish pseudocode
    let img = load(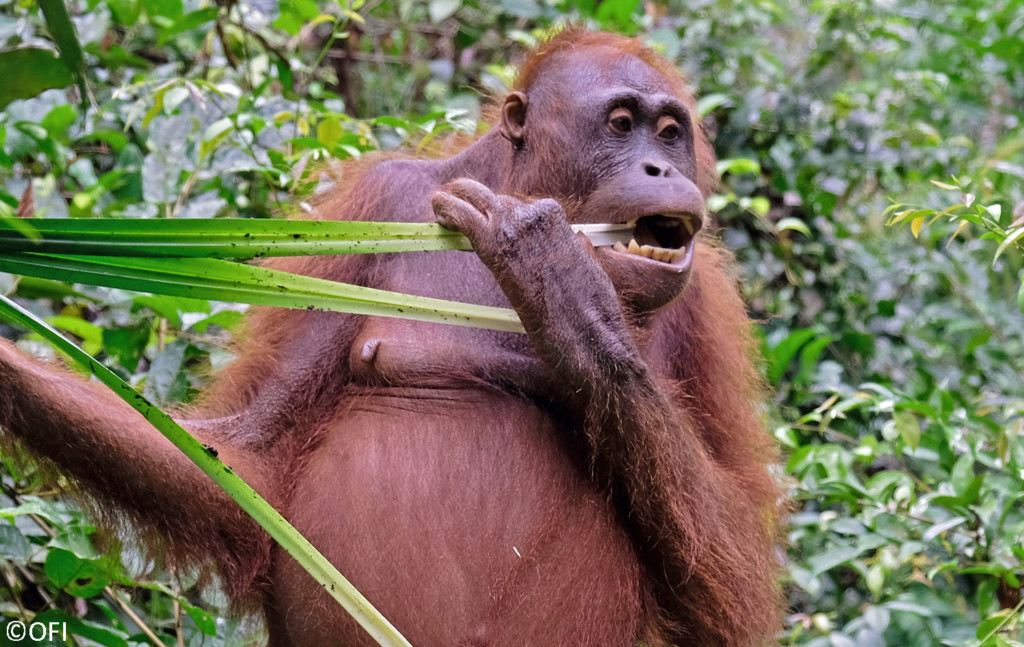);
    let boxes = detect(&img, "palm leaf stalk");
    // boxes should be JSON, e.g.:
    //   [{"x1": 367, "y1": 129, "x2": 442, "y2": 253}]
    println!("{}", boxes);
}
[{"x1": 0, "y1": 218, "x2": 632, "y2": 332}]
